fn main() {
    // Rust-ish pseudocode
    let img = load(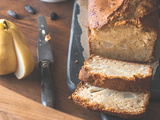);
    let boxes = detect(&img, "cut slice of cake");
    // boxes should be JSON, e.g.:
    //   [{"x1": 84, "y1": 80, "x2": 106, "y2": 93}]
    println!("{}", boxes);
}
[
  {"x1": 79, "y1": 55, "x2": 153, "y2": 92},
  {"x1": 72, "y1": 81, "x2": 150, "y2": 119}
]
